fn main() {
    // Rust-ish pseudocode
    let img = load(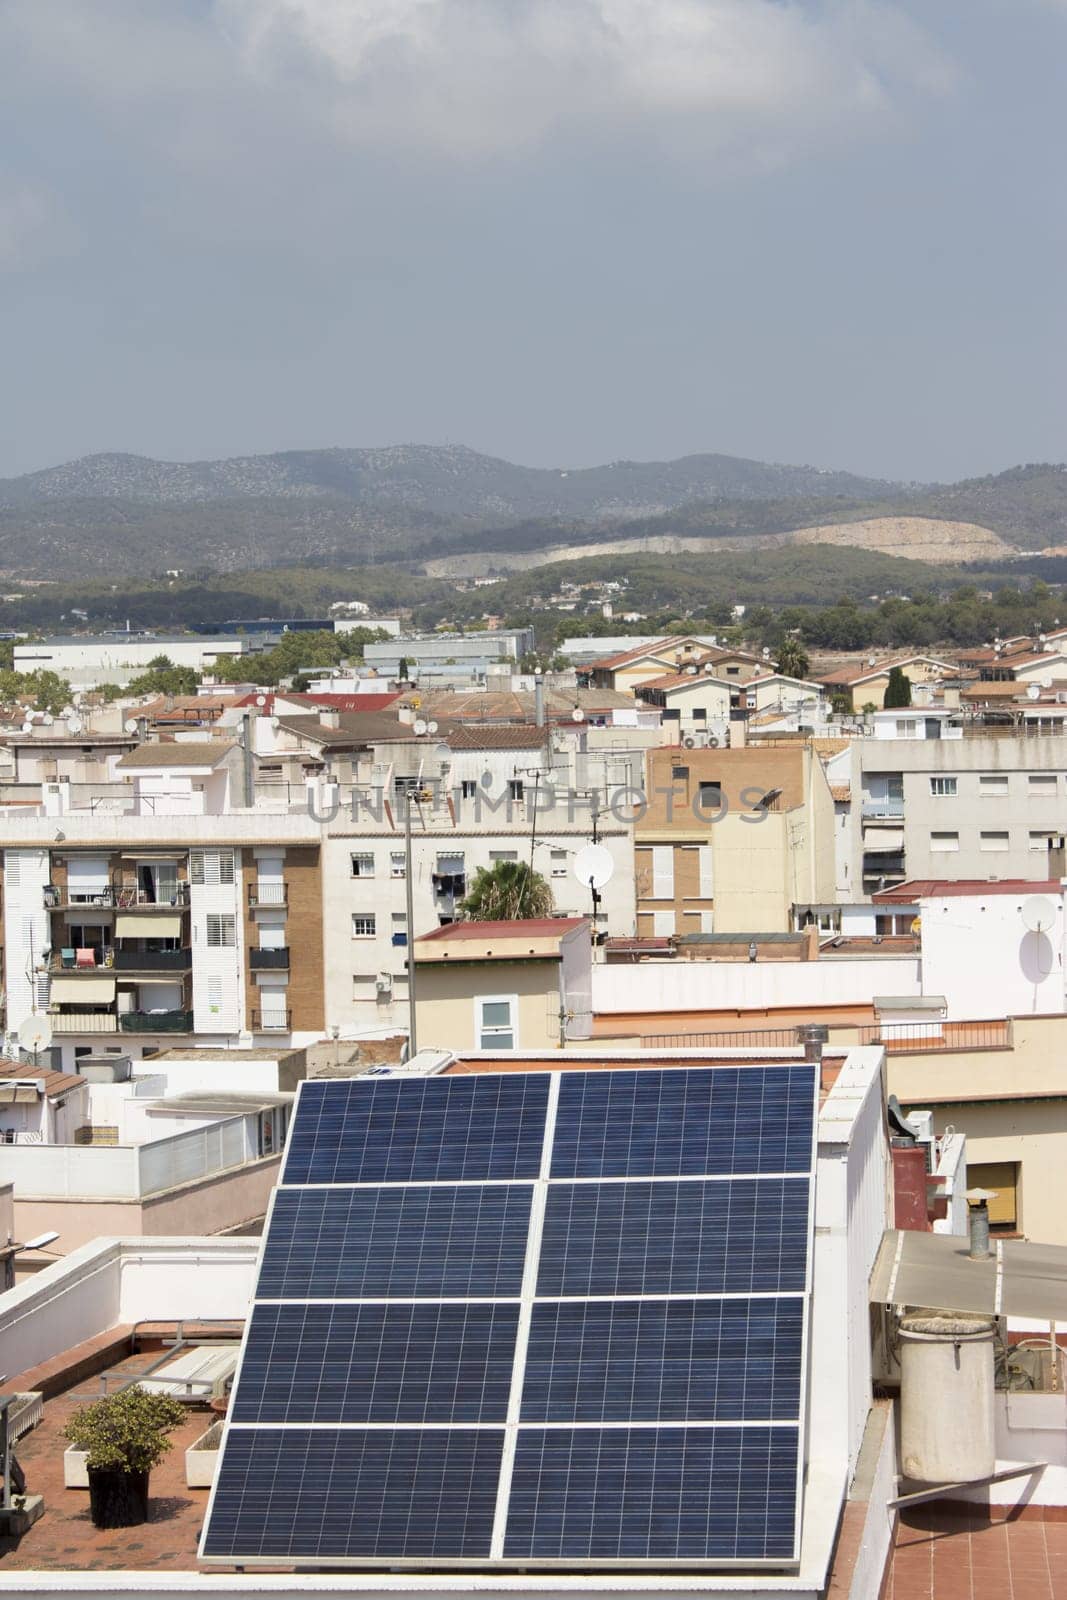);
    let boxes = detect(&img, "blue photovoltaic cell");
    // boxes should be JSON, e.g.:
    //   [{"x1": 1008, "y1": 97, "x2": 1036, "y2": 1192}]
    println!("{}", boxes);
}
[
  {"x1": 283, "y1": 1072, "x2": 550, "y2": 1185},
  {"x1": 521, "y1": 1297, "x2": 803, "y2": 1423},
  {"x1": 257, "y1": 1184, "x2": 533, "y2": 1299},
  {"x1": 233, "y1": 1301, "x2": 520, "y2": 1424},
  {"x1": 536, "y1": 1178, "x2": 810, "y2": 1297},
  {"x1": 550, "y1": 1066, "x2": 815, "y2": 1178},
  {"x1": 203, "y1": 1427, "x2": 504, "y2": 1560},
  {"x1": 503, "y1": 1426, "x2": 799, "y2": 1561}
]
